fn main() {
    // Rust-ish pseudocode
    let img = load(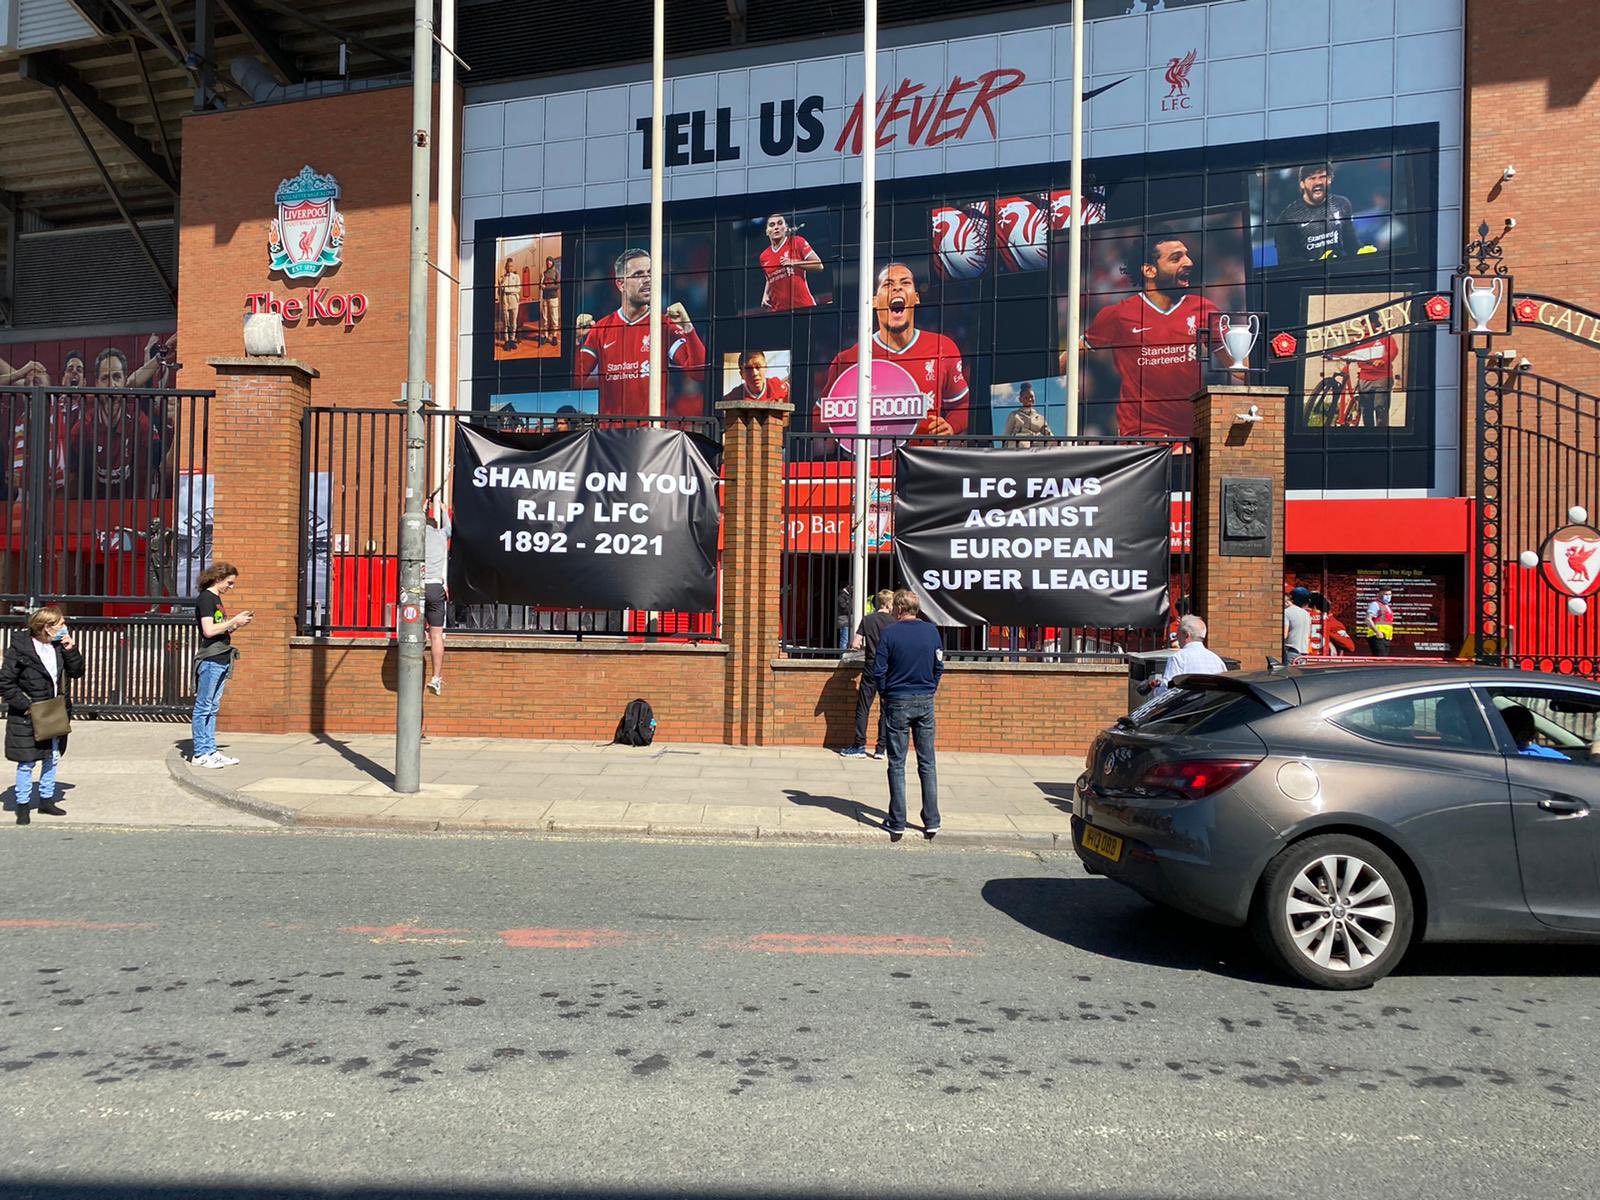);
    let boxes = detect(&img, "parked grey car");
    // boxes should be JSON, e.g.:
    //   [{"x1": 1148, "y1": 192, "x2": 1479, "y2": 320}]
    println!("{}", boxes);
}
[{"x1": 1072, "y1": 665, "x2": 1600, "y2": 988}]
